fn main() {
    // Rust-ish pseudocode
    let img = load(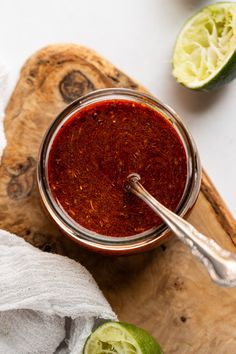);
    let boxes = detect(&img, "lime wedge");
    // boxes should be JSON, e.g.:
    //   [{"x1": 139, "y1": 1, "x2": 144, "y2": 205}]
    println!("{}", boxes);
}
[
  {"x1": 173, "y1": 2, "x2": 236, "y2": 90},
  {"x1": 83, "y1": 321, "x2": 163, "y2": 354}
]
